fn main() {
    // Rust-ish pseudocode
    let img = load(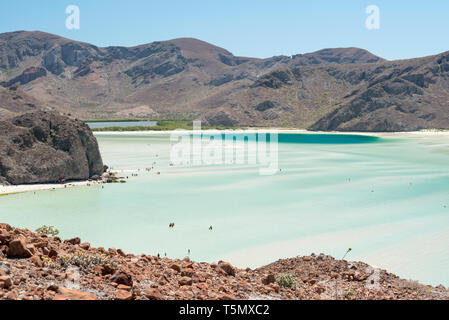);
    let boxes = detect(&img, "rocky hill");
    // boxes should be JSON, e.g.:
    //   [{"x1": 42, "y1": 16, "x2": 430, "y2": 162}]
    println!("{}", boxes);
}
[
  {"x1": 1, "y1": 30, "x2": 449, "y2": 131},
  {"x1": 0, "y1": 31, "x2": 384, "y2": 127},
  {"x1": 0, "y1": 222, "x2": 448, "y2": 300},
  {"x1": 0, "y1": 111, "x2": 104, "y2": 185}
]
